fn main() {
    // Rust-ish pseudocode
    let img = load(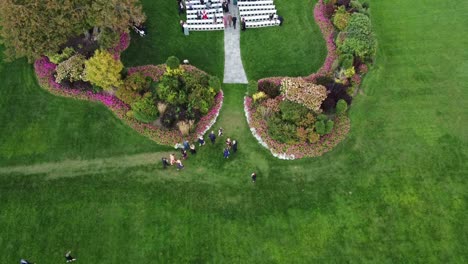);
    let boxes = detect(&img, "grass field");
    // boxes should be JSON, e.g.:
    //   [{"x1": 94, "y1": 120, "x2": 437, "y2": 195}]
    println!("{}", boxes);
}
[
  {"x1": 240, "y1": 0, "x2": 327, "y2": 80},
  {"x1": 0, "y1": 0, "x2": 467, "y2": 262}
]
